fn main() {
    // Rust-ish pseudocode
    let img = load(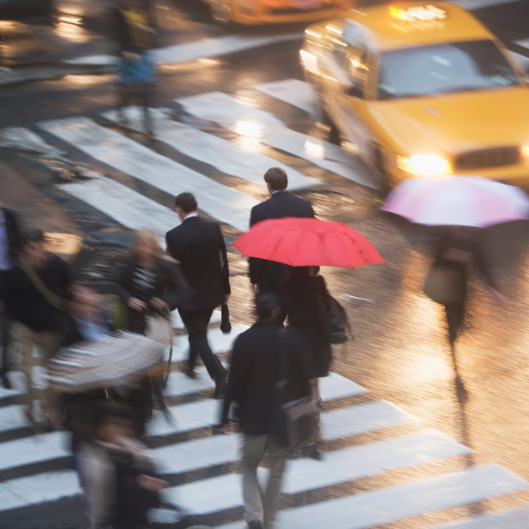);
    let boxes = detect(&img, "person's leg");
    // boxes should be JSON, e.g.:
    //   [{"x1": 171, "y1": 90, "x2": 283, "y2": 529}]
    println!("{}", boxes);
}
[
  {"x1": 262, "y1": 437, "x2": 288, "y2": 529},
  {"x1": 179, "y1": 308, "x2": 226, "y2": 386},
  {"x1": 242, "y1": 434, "x2": 268, "y2": 527},
  {"x1": 16, "y1": 323, "x2": 37, "y2": 423},
  {"x1": 0, "y1": 270, "x2": 12, "y2": 387},
  {"x1": 36, "y1": 331, "x2": 63, "y2": 425},
  {"x1": 142, "y1": 82, "x2": 155, "y2": 137}
]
